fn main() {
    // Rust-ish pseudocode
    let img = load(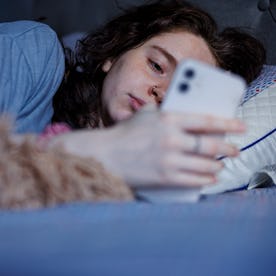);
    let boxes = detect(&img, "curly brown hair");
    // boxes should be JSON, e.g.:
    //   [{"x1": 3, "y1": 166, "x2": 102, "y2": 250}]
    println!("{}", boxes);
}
[{"x1": 52, "y1": 0, "x2": 266, "y2": 129}]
